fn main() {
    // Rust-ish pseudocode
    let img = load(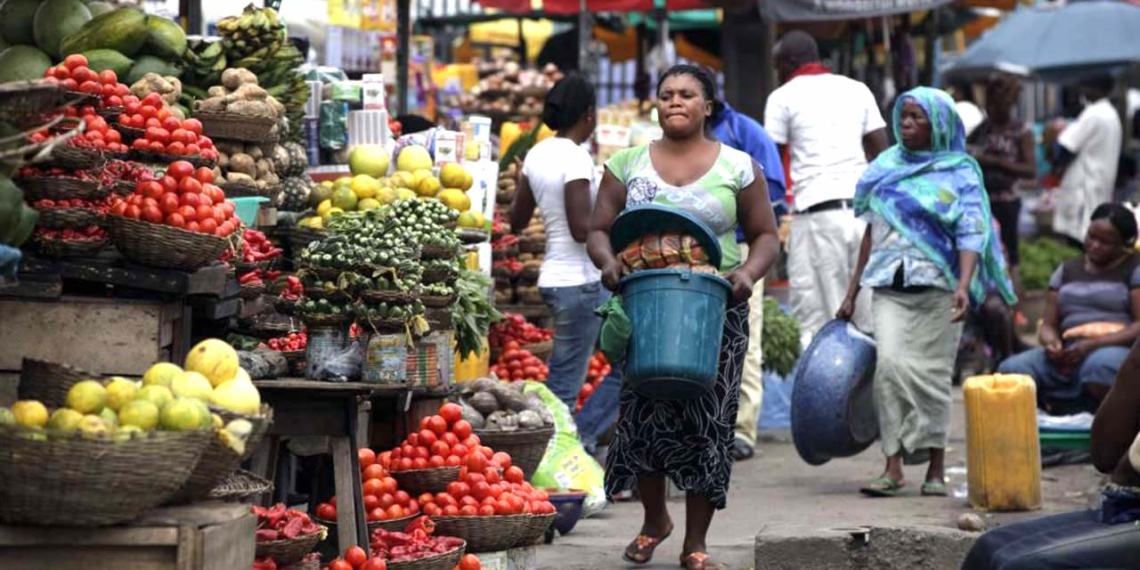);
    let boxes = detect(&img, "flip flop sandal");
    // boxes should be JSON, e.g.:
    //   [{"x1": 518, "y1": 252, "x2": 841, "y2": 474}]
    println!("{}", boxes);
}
[
  {"x1": 860, "y1": 476, "x2": 906, "y2": 497},
  {"x1": 680, "y1": 552, "x2": 724, "y2": 570},
  {"x1": 623, "y1": 525, "x2": 673, "y2": 565},
  {"x1": 921, "y1": 481, "x2": 949, "y2": 496},
  {"x1": 730, "y1": 438, "x2": 755, "y2": 461}
]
